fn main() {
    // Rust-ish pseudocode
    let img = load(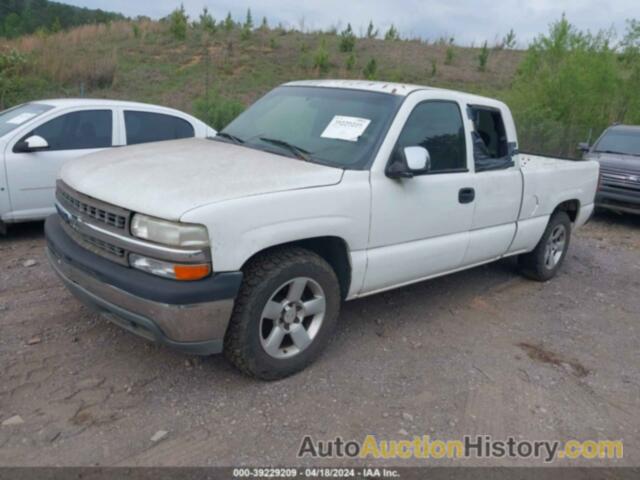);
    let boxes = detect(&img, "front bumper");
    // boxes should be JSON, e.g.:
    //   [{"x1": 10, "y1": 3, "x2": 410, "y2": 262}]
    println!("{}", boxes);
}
[
  {"x1": 596, "y1": 187, "x2": 640, "y2": 215},
  {"x1": 45, "y1": 215, "x2": 243, "y2": 355}
]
